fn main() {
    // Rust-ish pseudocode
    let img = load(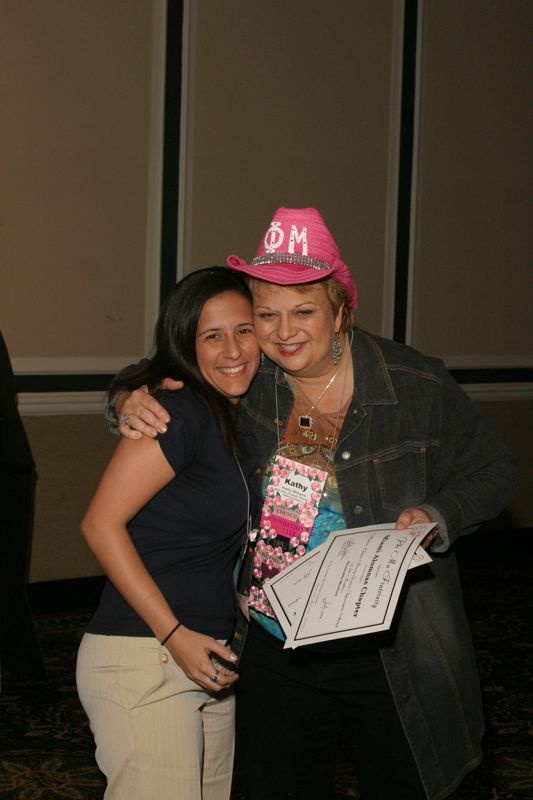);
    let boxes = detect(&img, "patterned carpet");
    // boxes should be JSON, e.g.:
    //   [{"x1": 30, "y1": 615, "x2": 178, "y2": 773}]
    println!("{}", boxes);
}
[{"x1": 0, "y1": 533, "x2": 531, "y2": 799}]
